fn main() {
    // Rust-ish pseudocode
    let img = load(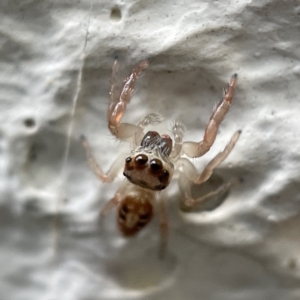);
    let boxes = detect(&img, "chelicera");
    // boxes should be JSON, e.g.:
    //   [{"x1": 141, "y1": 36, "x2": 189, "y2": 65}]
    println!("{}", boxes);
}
[{"x1": 81, "y1": 60, "x2": 241, "y2": 255}]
